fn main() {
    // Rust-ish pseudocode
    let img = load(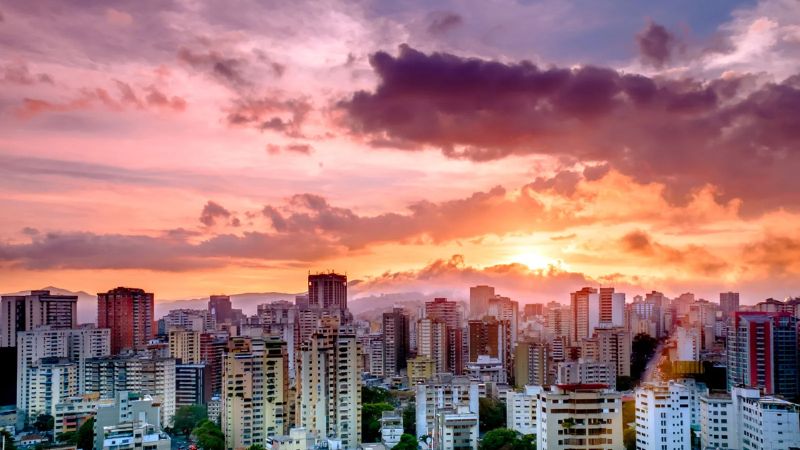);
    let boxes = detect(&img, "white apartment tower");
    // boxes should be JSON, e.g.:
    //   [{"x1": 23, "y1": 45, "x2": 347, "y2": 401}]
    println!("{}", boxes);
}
[
  {"x1": 635, "y1": 381, "x2": 692, "y2": 450},
  {"x1": 295, "y1": 318, "x2": 362, "y2": 450}
]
